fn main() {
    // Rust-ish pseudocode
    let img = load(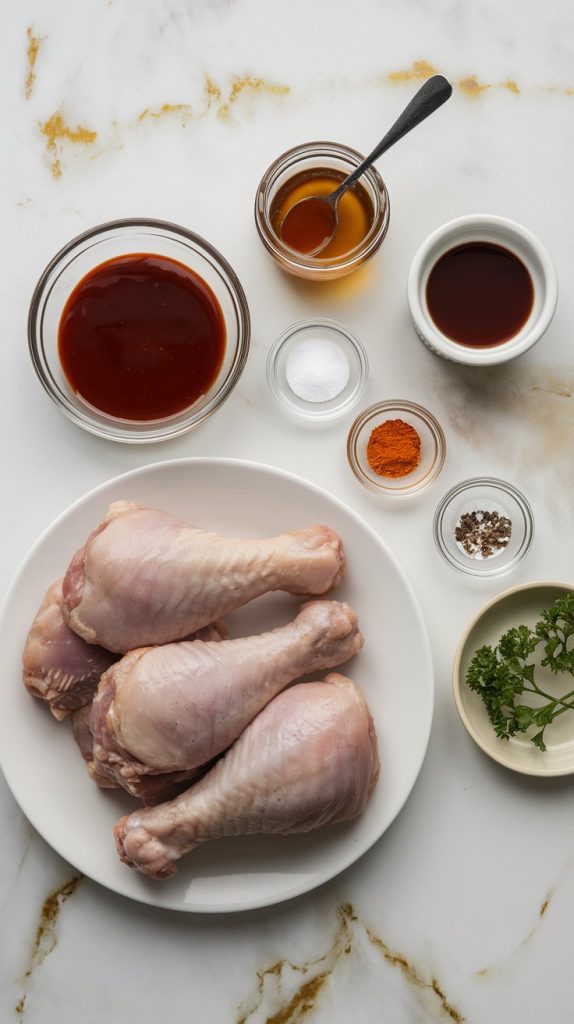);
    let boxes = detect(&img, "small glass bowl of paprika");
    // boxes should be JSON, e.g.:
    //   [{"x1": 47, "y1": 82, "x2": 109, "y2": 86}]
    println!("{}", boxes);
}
[{"x1": 347, "y1": 400, "x2": 446, "y2": 497}]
